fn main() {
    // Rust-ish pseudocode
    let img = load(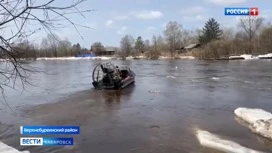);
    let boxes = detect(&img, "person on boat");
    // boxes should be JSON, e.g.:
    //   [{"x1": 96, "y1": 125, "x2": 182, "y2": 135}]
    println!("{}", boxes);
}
[{"x1": 114, "y1": 66, "x2": 121, "y2": 79}]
